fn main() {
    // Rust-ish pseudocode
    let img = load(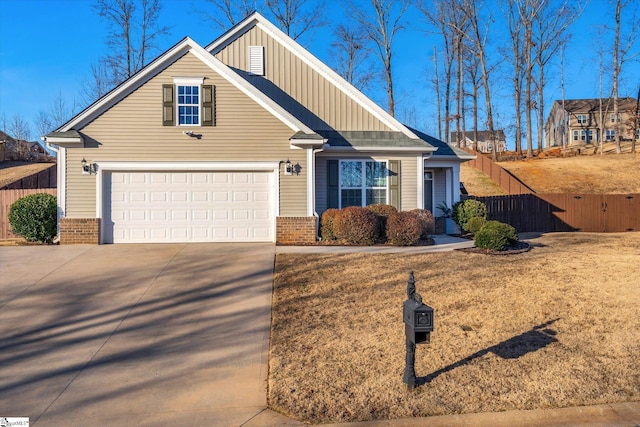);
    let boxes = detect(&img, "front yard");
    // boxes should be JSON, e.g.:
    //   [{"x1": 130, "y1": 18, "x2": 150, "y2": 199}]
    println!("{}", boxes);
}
[{"x1": 269, "y1": 232, "x2": 640, "y2": 423}]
